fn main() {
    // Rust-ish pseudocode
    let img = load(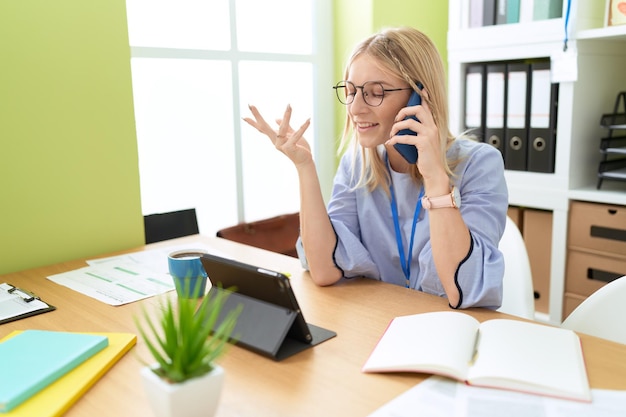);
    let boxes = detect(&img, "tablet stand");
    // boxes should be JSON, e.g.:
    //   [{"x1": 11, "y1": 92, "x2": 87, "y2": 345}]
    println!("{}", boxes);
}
[{"x1": 208, "y1": 289, "x2": 336, "y2": 361}]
